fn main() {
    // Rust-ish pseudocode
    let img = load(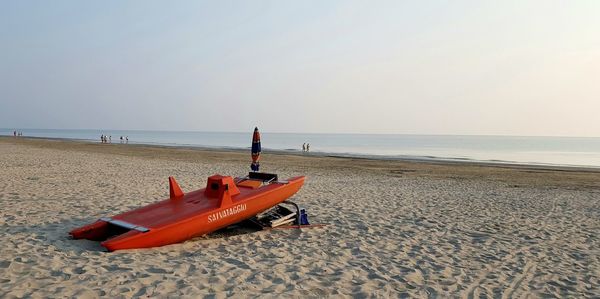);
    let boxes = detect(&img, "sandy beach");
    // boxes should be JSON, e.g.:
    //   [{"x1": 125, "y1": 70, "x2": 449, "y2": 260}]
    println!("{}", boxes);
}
[{"x1": 0, "y1": 137, "x2": 599, "y2": 298}]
